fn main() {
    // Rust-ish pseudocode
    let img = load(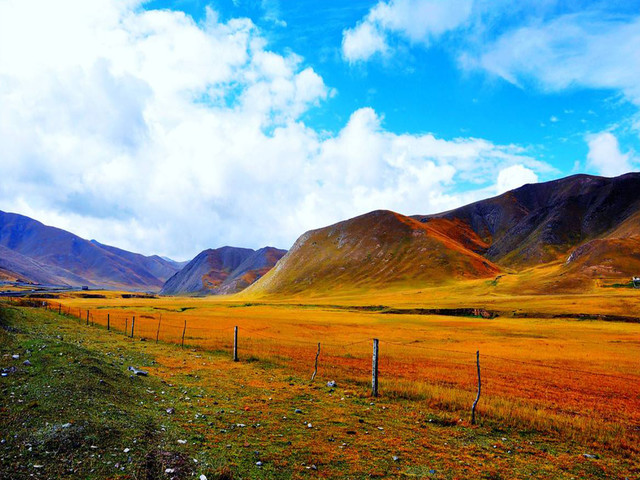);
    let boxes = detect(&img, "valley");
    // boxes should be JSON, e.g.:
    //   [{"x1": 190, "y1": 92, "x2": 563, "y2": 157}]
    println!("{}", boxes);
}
[{"x1": 1, "y1": 294, "x2": 639, "y2": 479}]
